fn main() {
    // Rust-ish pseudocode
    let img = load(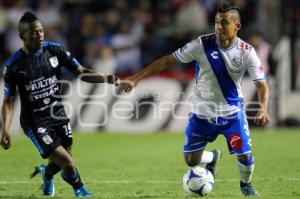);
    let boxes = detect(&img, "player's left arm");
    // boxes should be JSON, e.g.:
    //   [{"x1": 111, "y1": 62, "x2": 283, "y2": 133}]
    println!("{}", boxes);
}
[
  {"x1": 254, "y1": 80, "x2": 271, "y2": 126},
  {"x1": 55, "y1": 44, "x2": 118, "y2": 85},
  {"x1": 246, "y1": 47, "x2": 271, "y2": 126},
  {"x1": 74, "y1": 66, "x2": 118, "y2": 85}
]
